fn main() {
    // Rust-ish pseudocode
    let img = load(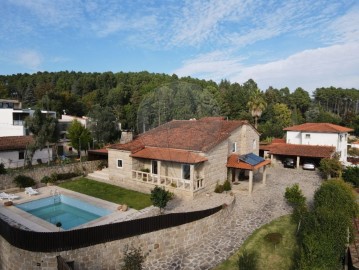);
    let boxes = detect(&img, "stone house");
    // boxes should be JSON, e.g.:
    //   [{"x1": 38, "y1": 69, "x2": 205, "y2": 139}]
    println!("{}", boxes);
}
[{"x1": 107, "y1": 117, "x2": 270, "y2": 199}]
